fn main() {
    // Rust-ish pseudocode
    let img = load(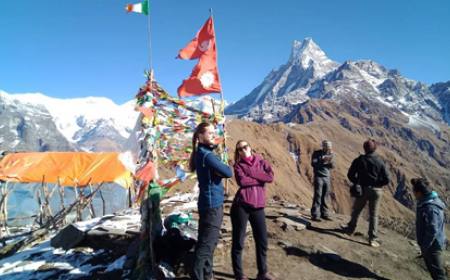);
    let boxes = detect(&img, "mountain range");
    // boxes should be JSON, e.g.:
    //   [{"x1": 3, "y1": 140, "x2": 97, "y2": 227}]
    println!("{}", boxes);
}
[
  {"x1": 0, "y1": 91, "x2": 138, "y2": 152},
  {"x1": 226, "y1": 38, "x2": 450, "y2": 129}
]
